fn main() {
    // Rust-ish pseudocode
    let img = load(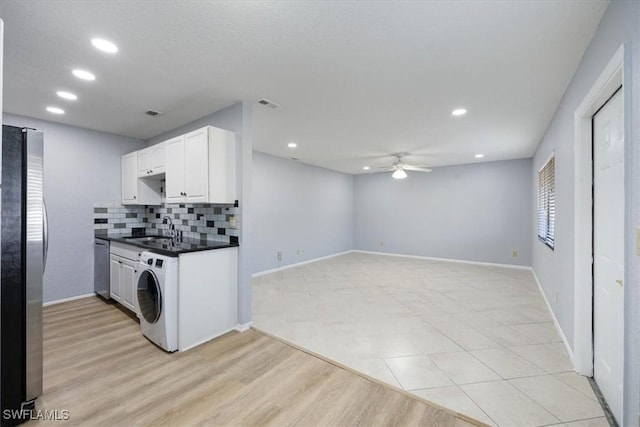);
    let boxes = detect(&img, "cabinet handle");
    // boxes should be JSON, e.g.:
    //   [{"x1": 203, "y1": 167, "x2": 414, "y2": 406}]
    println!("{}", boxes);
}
[
  {"x1": 150, "y1": 170, "x2": 153, "y2": 174},
  {"x1": 133, "y1": 195, "x2": 136, "y2": 199}
]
